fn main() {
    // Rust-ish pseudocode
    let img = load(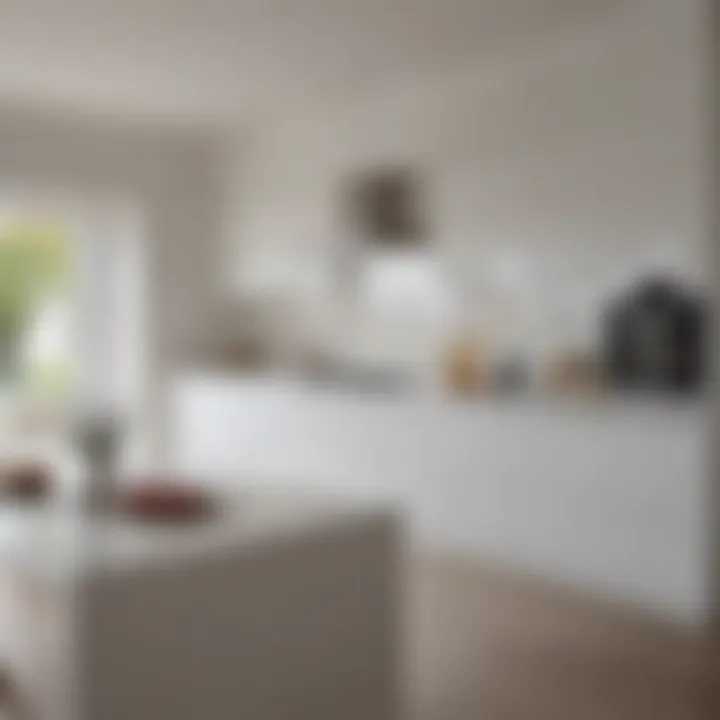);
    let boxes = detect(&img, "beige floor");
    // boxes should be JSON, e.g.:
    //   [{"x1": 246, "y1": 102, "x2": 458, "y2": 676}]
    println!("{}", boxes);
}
[
  {"x1": 409, "y1": 555, "x2": 719, "y2": 720},
  {"x1": 1, "y1": 554, "x2": 718, "y2": 719}
]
